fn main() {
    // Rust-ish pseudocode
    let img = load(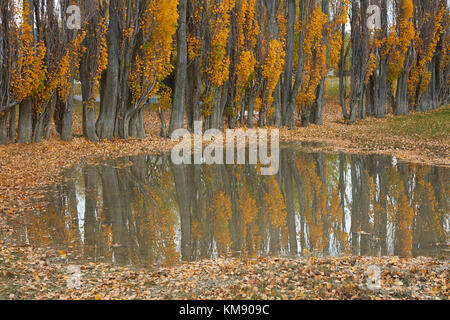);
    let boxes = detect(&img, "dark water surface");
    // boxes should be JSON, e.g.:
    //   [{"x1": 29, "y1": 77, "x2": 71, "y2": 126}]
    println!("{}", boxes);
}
[{"x1": 17, "y1": 146, "x2": 449, "y2": 268}]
